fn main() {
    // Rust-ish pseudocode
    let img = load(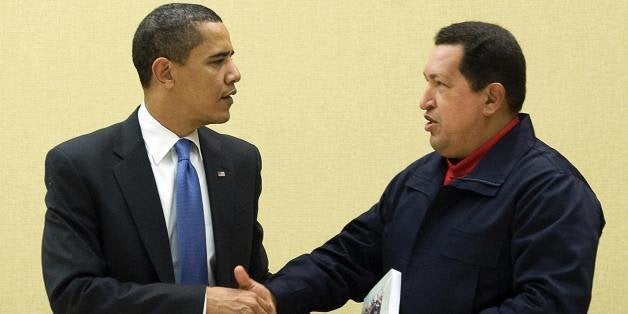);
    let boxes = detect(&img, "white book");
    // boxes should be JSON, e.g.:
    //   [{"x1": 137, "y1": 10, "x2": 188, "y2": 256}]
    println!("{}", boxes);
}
[{"x1": 362, "y1": 269, "x2": 402, "y2": 314}]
